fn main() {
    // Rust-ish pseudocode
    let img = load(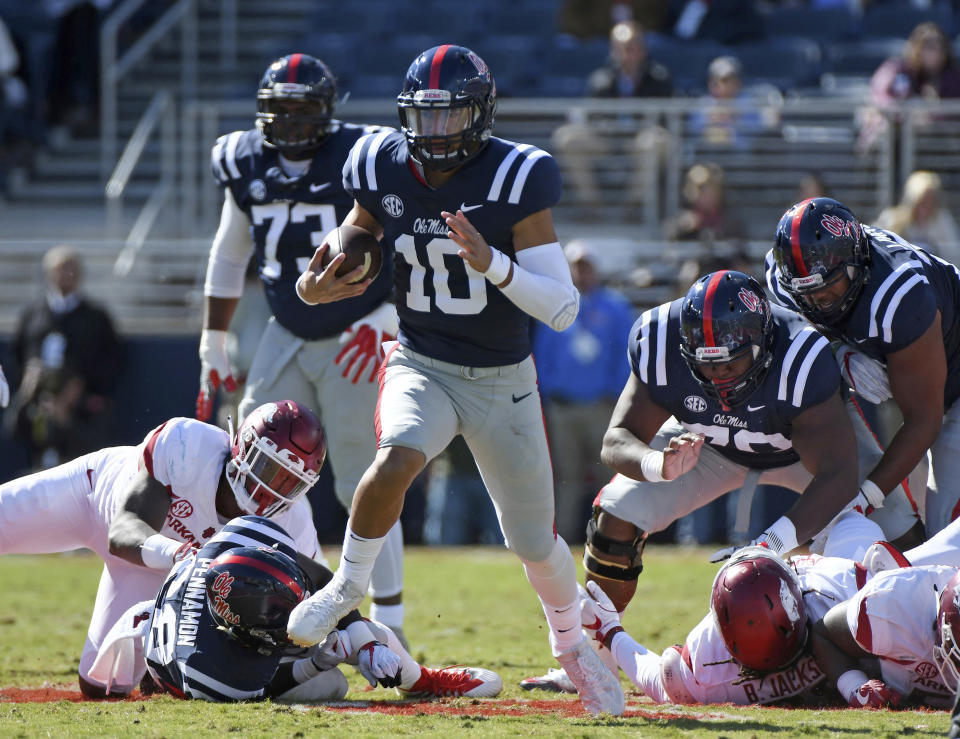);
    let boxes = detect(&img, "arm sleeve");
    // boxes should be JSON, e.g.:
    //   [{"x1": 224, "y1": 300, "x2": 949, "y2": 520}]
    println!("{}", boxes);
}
[
  {"x1": 203, "y1": 188, "x2": 254, "y2": 298},
  {"x1": 609, "y1": 631, "x2": 669, "y2": 702},
  {"x1": 499, "y1": 242, "x2": 580, "y2": 332}
]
